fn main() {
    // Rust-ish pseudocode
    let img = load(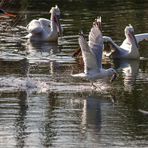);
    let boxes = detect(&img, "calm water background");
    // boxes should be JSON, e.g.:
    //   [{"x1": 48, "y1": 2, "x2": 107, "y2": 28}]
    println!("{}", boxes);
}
[{"x1": 0, "y1": 0, "x2": 148, "y2": 147}]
